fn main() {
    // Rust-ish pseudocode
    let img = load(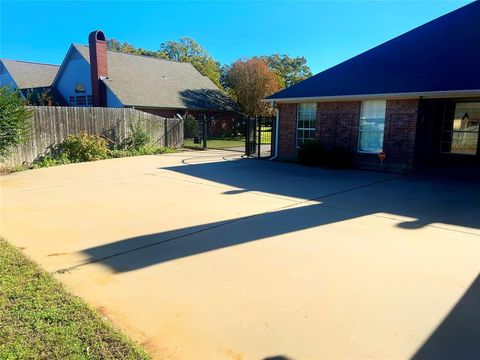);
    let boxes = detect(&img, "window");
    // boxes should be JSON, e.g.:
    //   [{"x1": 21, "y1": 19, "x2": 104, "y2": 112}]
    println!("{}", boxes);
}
[
  {"x1": 358, "y1": 100, "x2": 386, "y2": 153},
  {"x1": 69, "y1": 96, "x2": 75, "y2": 106},
  {"x1": 75, "y1": 83, "x2": 86, "y2": 93},
  {"x1": 441, "y1": 102, "x2": 479, "y2": 155},
  {"x1": 87, "y1": 95, "x2": 93, "y2": 105},
  {"x1": 296, "y1": 103, "x2": 316, "y2": 147},
  {"x1": 75, "y1": 96, "x2": 86, "y2": 106}
]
